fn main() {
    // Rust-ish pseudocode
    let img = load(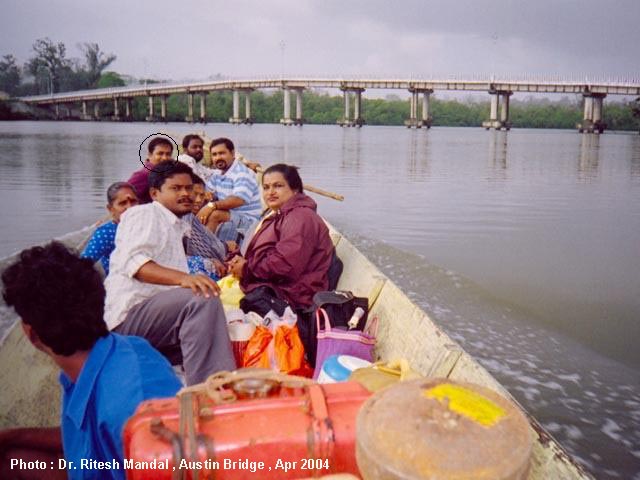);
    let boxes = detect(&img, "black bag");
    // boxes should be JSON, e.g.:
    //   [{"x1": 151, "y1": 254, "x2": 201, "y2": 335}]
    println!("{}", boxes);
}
[
  {"x1": 239, "y1": 286, "x2": 289, "y2": 317},
  {"x1": 312, "y1": 291, "x2": 369, "y2": 330},
  {"x1": 298, "y1": 290, "x2": 369, "y2": 367},
  {"x1": 327, "y1": 250, "x2": 343, "y2": 291}
]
